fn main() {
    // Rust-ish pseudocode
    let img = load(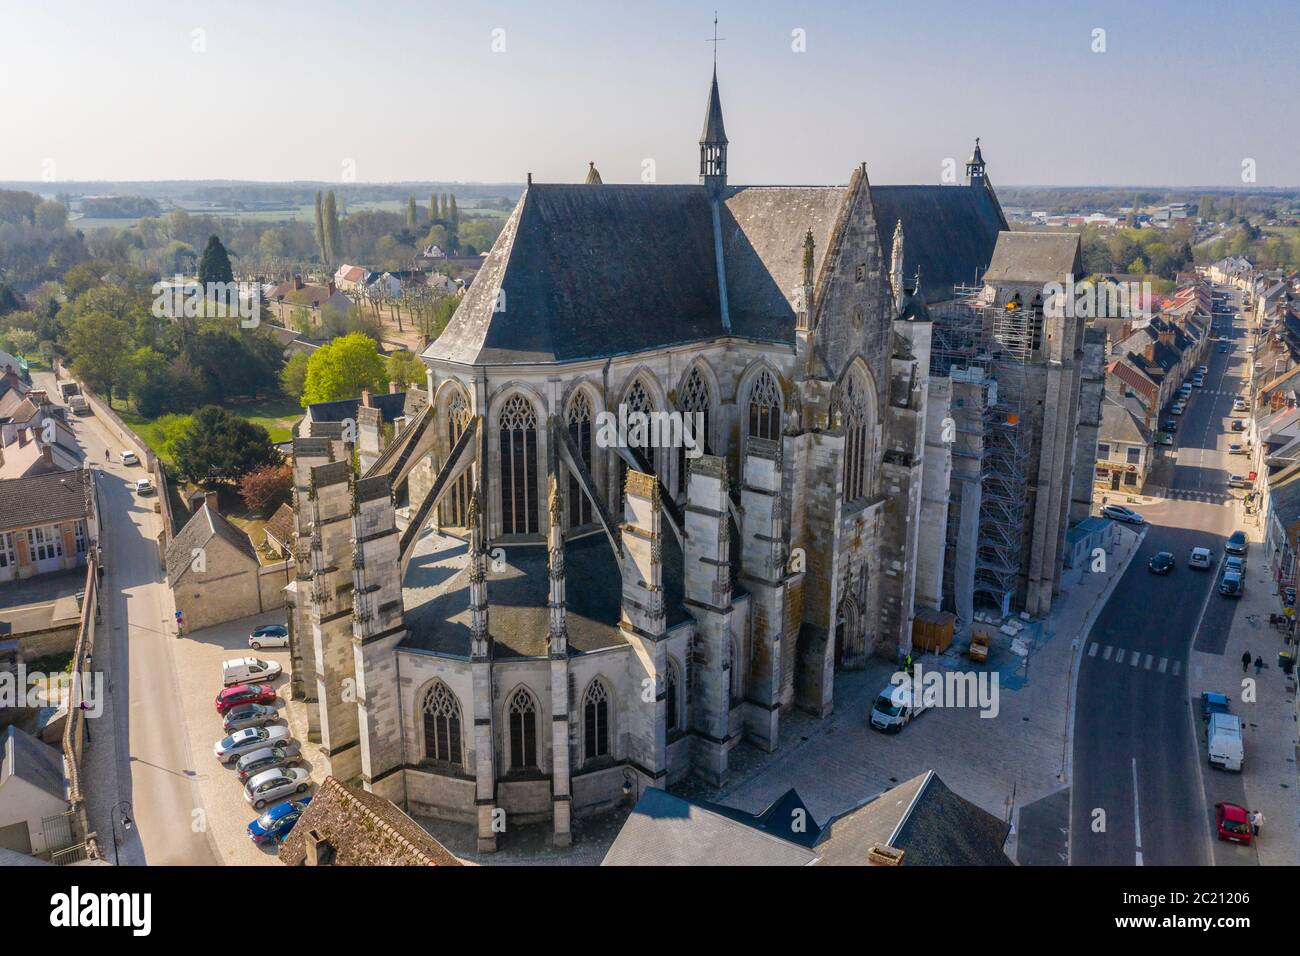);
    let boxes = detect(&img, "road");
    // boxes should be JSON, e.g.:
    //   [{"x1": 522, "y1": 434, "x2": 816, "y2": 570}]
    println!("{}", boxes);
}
[
  {"x1": 1071, "y1": 289, "x2": 1250, "y2": 866},
  {"x1": 35, "y1": 372, "x2": 219, "y2": 865}
]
